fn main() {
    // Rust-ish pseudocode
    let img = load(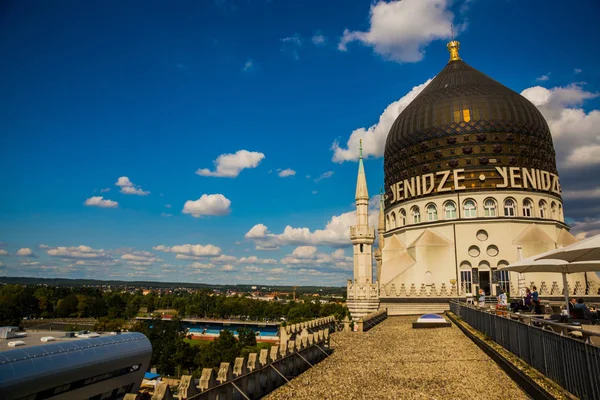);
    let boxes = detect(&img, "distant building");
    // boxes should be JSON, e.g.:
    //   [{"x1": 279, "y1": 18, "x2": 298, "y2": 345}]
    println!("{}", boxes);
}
[
  {"x1": 348, "y1": 39, "x2": 599, "y2": 318},
  {"x1": 0, "y1": 332, "x2": 151, "y2": 399}
]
